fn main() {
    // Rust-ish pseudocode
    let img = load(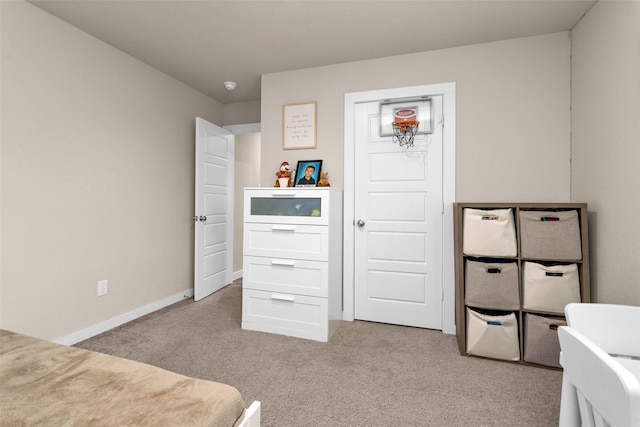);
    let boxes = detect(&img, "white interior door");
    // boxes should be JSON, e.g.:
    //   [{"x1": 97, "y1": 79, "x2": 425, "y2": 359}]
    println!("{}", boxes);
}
[
  {"x1": 354, "y1": 97, "x2": 443, "y2": 329},
  {"x1": 194, "y1": 117, "x2": 234, "y2": 301}
]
